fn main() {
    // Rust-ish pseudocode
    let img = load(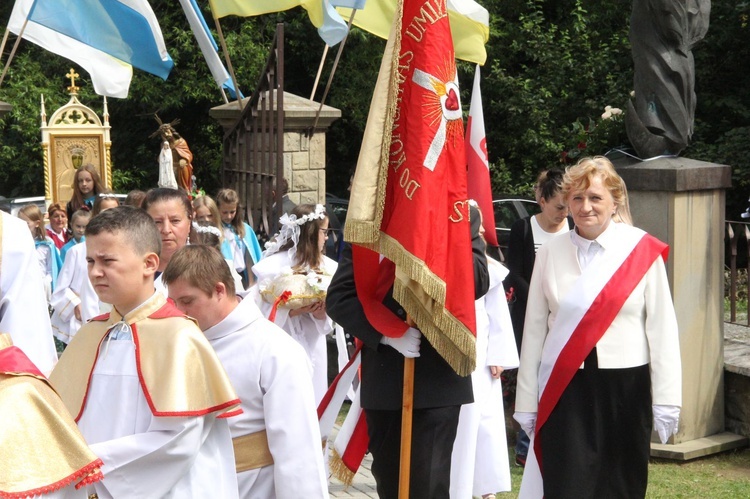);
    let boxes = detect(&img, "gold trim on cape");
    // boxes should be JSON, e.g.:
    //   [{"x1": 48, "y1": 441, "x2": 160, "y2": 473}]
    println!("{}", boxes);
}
[
  {"x1": 49, "y1": 293, "x2": 240, "y2": 419},
  {"x1": 1, "y1": 335, "x2": 103, "y2": 497}
]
